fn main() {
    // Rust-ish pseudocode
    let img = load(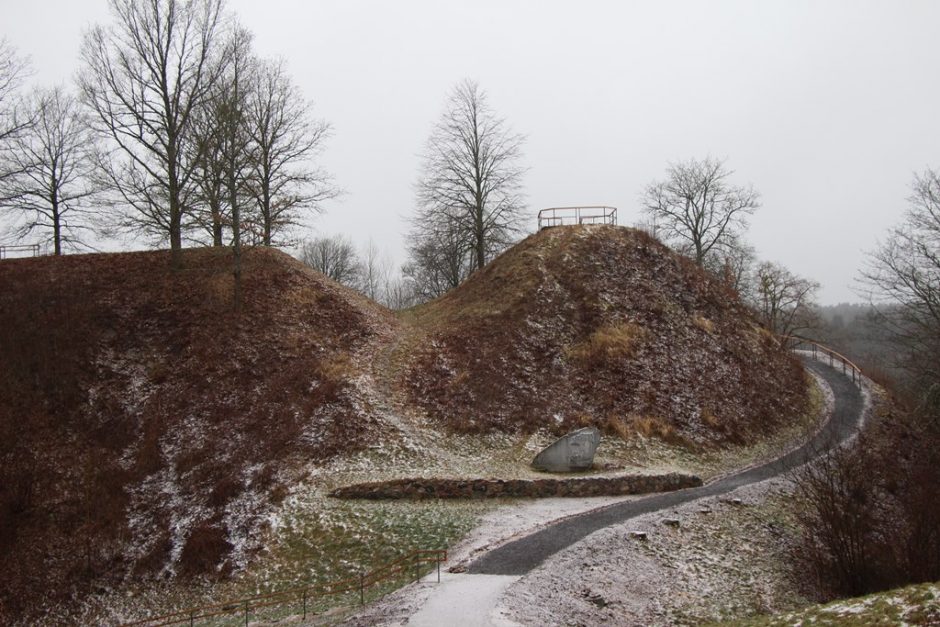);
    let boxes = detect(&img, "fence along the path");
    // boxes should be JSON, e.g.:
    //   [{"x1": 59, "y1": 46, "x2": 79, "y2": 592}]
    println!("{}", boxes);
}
[{"x1": 122, "y1": 548, "x2": 446, "y2": 626}]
